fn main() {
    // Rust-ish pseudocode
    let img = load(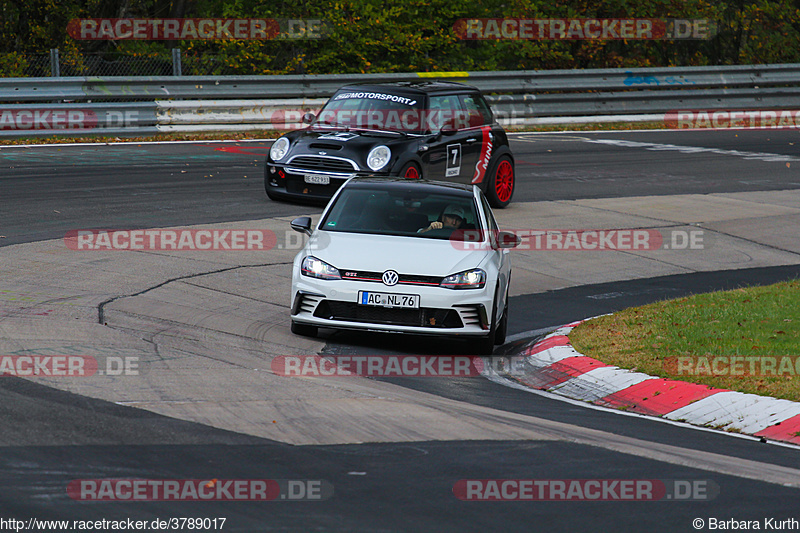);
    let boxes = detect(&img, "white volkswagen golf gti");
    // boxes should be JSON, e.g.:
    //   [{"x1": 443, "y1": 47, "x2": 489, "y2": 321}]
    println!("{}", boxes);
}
[{"x1": 289, "y1": 177, "x2": 519, "y2": 355}]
